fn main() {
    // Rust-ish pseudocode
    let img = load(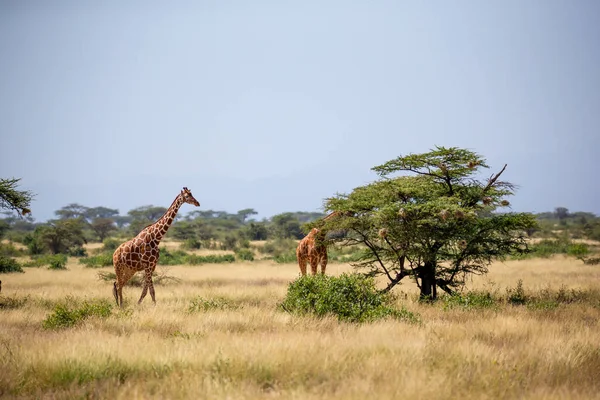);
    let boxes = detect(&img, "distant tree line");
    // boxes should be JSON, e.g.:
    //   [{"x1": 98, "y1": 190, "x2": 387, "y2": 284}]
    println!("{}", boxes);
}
[{"x1": 0, "y1": 201, "x2": 326, "y2": 256}]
